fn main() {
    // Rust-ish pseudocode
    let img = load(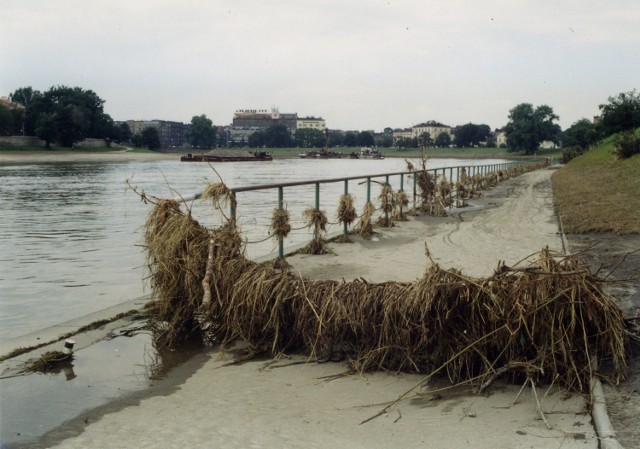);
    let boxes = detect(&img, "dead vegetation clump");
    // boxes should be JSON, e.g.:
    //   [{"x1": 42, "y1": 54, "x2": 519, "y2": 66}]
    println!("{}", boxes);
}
[
  {"x1": 302, "y1": 208, "x2": 329, "y2": 255},
  {"x1": 337, "y1": 194, "x2": 357, "y2": 226},
  {"x1": 25, "y1": 351, "x2": 72, "y2": 373},
  {"x1": 377, "y1": 183, "x2": 395, "y2": 227},
  {"x1": 394, "y1": 190, "x2": 409, "y2": 221},
  {"x1": 143, "y1": 190, "x2": 628, "y2": 392},
  {"x1": 270, "y1": 207, "x2": 292, "y2": 239},
  {"x1": 353, "y1": 202, "x2": 376, "y2": 239}
]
